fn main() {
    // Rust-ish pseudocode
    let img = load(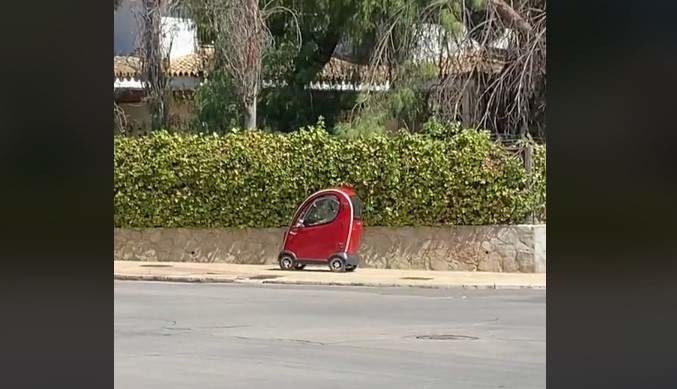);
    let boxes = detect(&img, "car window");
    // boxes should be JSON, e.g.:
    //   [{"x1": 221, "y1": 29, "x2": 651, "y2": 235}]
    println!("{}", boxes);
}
[
  {"x1": 302, "y1": 195, "x2": 340, "y2": 226},
  {"x1": 350, "y1": 195, "x2": 363, "y2": 220}
]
